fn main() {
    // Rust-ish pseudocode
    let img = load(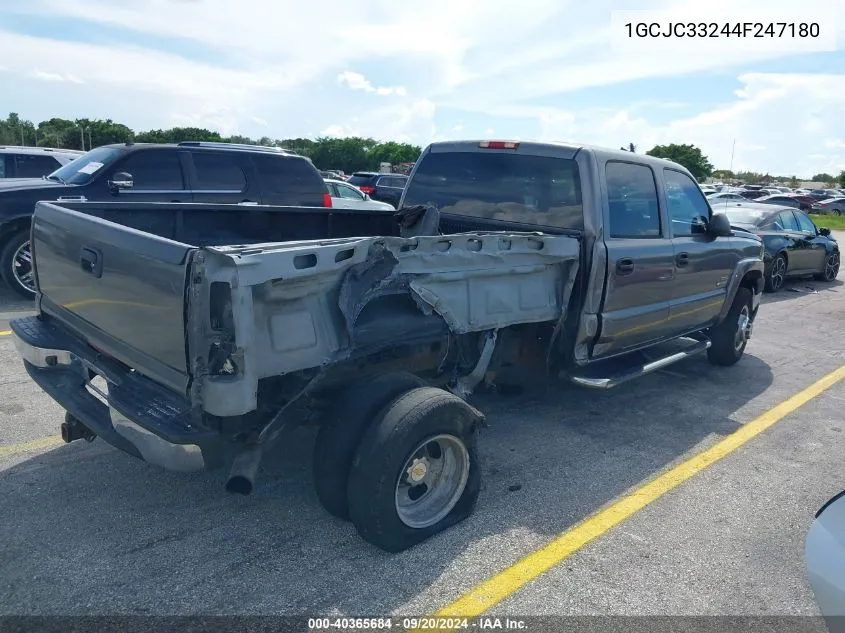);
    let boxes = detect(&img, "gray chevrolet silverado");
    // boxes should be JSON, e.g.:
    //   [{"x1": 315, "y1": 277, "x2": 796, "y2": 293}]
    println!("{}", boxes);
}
[{"x1": 11, "y1": 140, "x2": 764, "y2": 552}]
